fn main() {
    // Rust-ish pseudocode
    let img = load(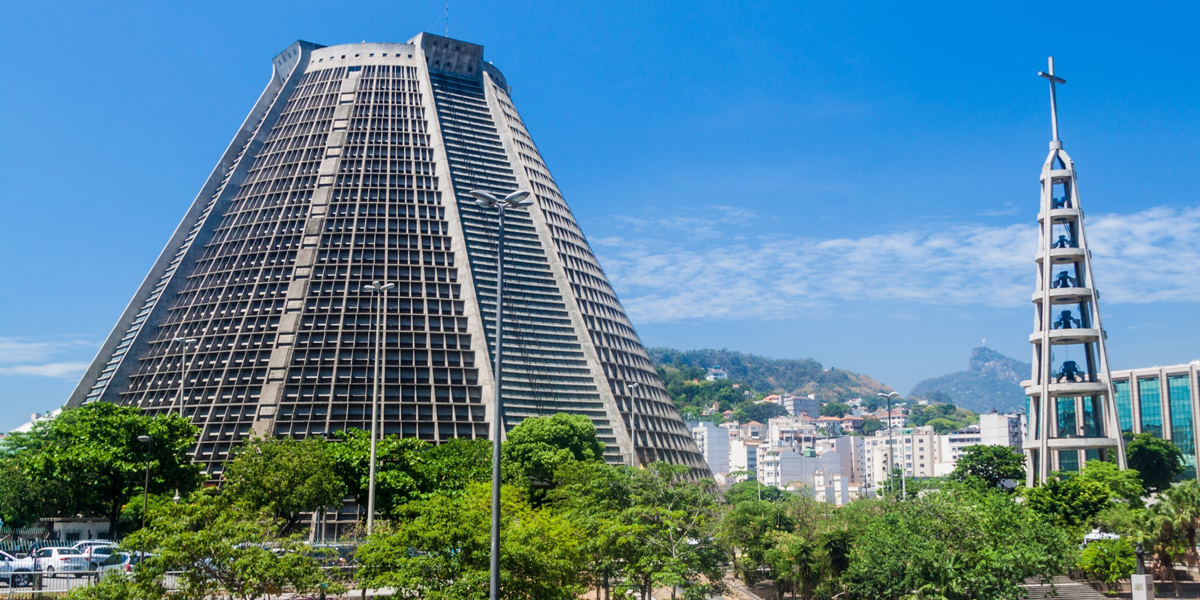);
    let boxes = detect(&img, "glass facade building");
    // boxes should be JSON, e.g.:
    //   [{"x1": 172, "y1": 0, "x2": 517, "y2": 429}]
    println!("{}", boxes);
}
[
  {"x1": 67, "y1": 34, "x2": 708, "y2": 476},
  {"x1": 1112, "y1": 363, "x2": 1200, "y2": 482}
]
